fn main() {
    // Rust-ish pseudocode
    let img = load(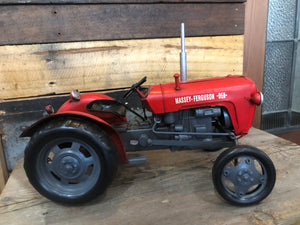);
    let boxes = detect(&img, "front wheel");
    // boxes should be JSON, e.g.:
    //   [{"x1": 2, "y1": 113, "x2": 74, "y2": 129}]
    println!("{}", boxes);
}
[
  {"x1": 24, "y1": 118, "x2": 118, "y2": 204},
  {"x1": 212, "y1": 145, "x2": 276, "y2": 206}
]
